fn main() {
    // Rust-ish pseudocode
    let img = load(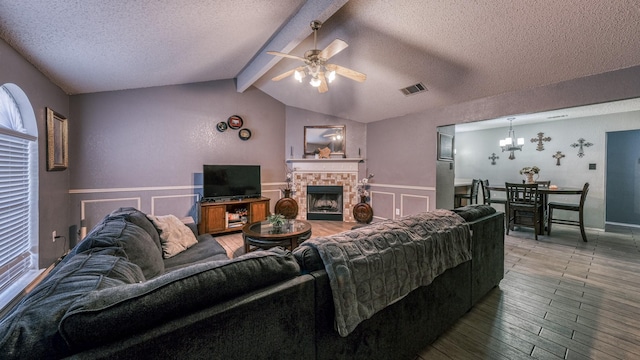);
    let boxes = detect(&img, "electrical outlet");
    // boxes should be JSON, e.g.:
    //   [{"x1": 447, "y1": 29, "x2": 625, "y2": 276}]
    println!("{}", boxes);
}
[
  {"x1": 395, "y1": 208, "x2": 400, "y2": 216},
  {"x1": 52, "y1": 230, "x2": 57, "y2": 242}
]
